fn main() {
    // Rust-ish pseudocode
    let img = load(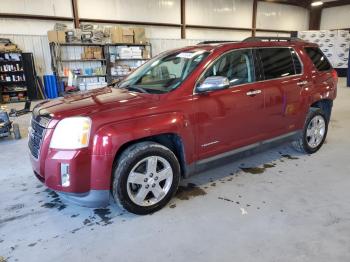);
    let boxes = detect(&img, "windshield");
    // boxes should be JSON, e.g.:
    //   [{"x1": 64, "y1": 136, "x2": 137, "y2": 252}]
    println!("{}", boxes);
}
[{"x1": 118, "y1": 49, "x2": 210, "y2": 94}]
